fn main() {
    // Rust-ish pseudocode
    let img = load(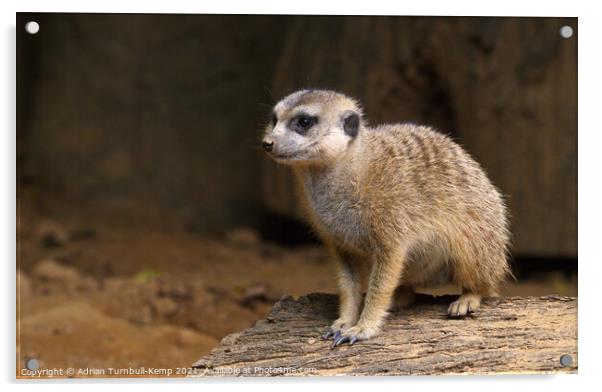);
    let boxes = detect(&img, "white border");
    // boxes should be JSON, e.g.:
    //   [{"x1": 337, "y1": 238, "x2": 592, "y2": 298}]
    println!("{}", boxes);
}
[
  {"x1": 11, "y1": 0, "x2": 580, "y2": 16},
  {"x1": 2, "y1": 0, "x2": 600, "y2": 390}
]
